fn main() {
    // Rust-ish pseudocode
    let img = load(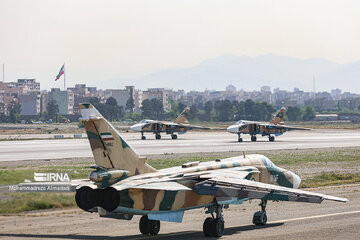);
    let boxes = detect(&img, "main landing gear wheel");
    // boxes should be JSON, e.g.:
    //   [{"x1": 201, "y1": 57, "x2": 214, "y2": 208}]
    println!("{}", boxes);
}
[
  {"x1": 251, "y1": 136, "x2": 257, "y2": 142},
  {"x1": 203, "y1": 217, "x2": 225, "y2": 237},
  {"x1": 203, "y1": 217, "x2": 213, "y2": 237},
  {"x1": 269, "y1": 136, "x2": 275, "y2": 142},
  {"x1": 253, "y1": 199, "x2": 267, "y2": 226},
  {"x1": 203, "y1": 204, "x2": 225, "y2": 237},
  {"x1": 171, "y1": 134, "x2": 178, "y2": 139},
  {"x1": 253, "y1": 211, "x2": 267, "y2": 225},
  {"x1": 139, "y1": 215, "x2": 160, "y2": 235},
  {"x1": 155, "y1": 134, "x2": 161, "y2": 140}
]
